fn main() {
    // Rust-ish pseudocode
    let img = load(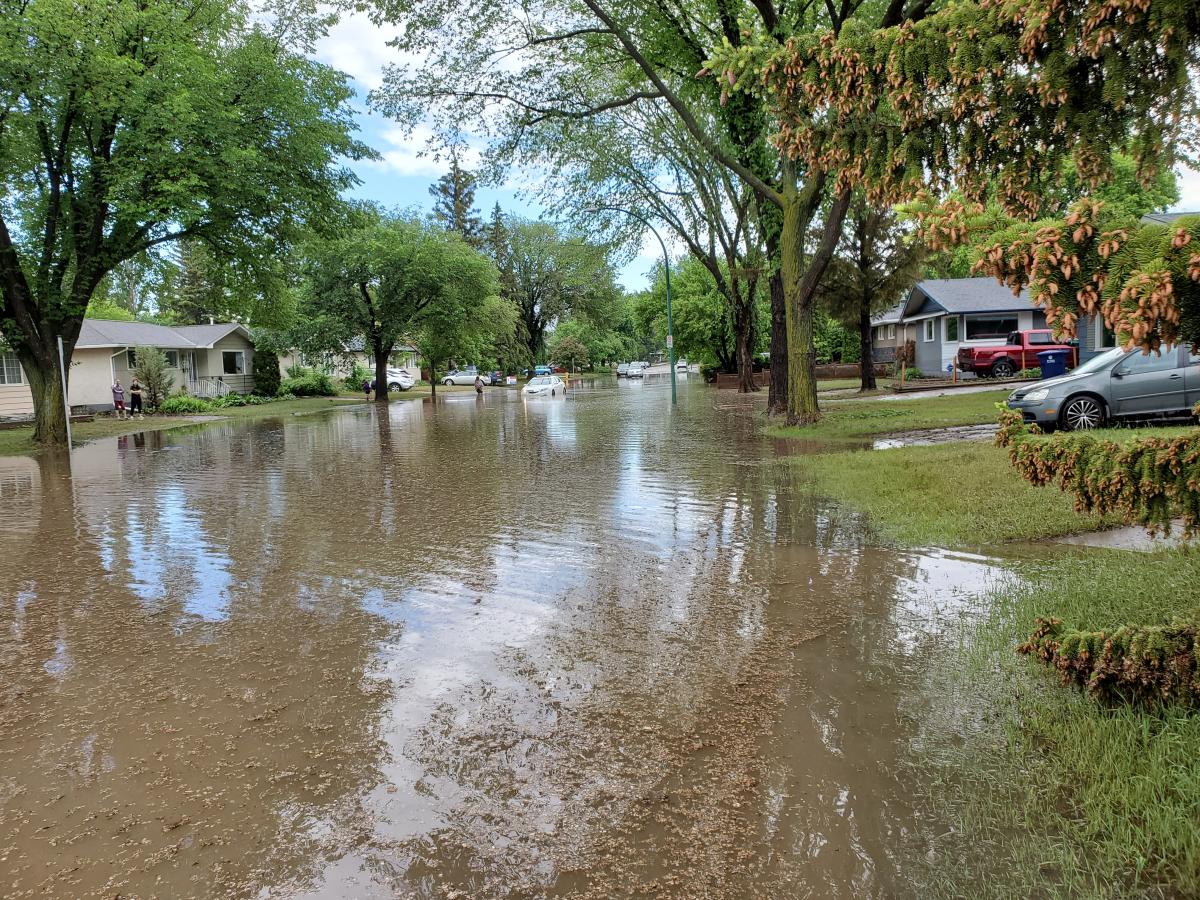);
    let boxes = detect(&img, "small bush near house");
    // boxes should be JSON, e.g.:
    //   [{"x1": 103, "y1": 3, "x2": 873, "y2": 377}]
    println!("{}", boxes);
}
[
  {"x1": 344, "y1": 362, "x2": 373, "y2": 392},
  {"x1": 158, "y1": 395, "x2": 213, "y2": 414},
  {"x1": 210, "y1": 393, "x2": 273, "y2": 408},
  {"x1": 132, "y1": 346, "x2": 174, "y2": 409},
  {"x1": 1019, "y1": 367, "x2": 1042, "y2": 379},
  {"x1": 899, "y1": 366, "x2": 922, "y2": 381},
  {"x1": 252, "y1": 348, "x2": 281, "y2": 396},
  {"x1": 285, "y1": 363, "x2": 311, "y2": 379},
  {"x1": 280, "y1": 373, "x2": 336, "y2": 397}
]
